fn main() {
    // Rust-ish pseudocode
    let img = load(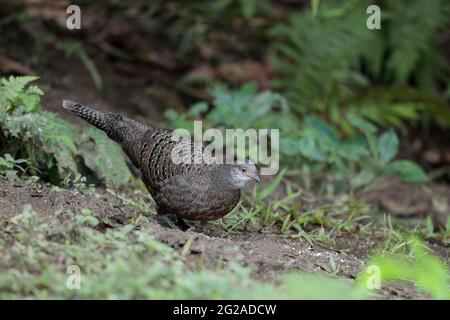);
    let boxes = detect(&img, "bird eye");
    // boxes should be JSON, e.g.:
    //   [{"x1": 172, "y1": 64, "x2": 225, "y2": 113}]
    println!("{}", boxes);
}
[{"x1": 241, "y1": 167, "x2": 247, "y2": 173}]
